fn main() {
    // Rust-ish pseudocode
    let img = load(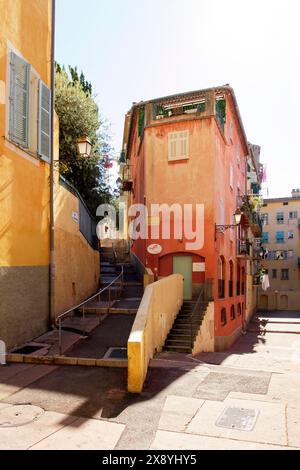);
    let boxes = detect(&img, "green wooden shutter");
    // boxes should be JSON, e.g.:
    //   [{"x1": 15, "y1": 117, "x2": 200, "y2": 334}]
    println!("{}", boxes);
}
[
  {"x1": 9, "y1": 52, "x2": 30, "y2": 147},
  {"x1": 38, "y1": 80, "x2": 51, "y2": 162}
]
